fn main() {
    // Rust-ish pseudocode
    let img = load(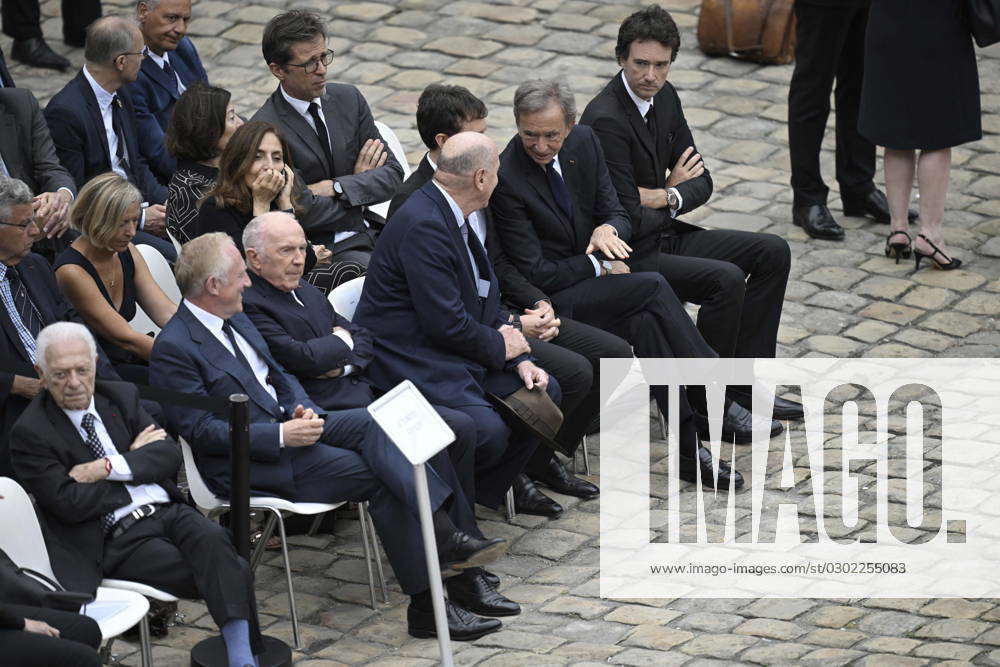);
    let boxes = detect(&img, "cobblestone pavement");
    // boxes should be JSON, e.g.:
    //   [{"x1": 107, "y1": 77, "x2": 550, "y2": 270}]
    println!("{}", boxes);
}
[{"x1": 8, "y1": 0, "x2": 1000, "y2": 664}]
